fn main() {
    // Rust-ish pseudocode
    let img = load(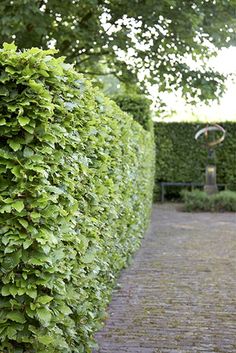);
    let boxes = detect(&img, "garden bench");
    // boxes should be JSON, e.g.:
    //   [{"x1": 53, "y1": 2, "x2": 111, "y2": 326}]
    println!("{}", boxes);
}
[{"x1": 160, "y1": 182, "x2": 227, "y2": 202}]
